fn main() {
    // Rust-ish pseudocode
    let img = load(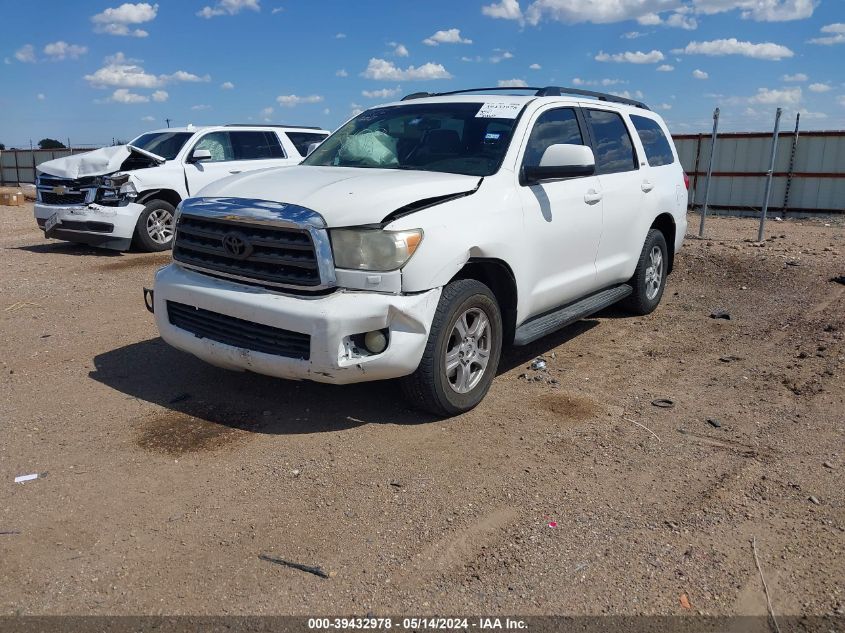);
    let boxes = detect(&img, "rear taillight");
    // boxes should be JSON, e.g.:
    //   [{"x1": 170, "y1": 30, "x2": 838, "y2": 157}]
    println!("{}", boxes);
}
[{"x1": 683, "y1": 172, "x2": 690, "y2": 190}]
